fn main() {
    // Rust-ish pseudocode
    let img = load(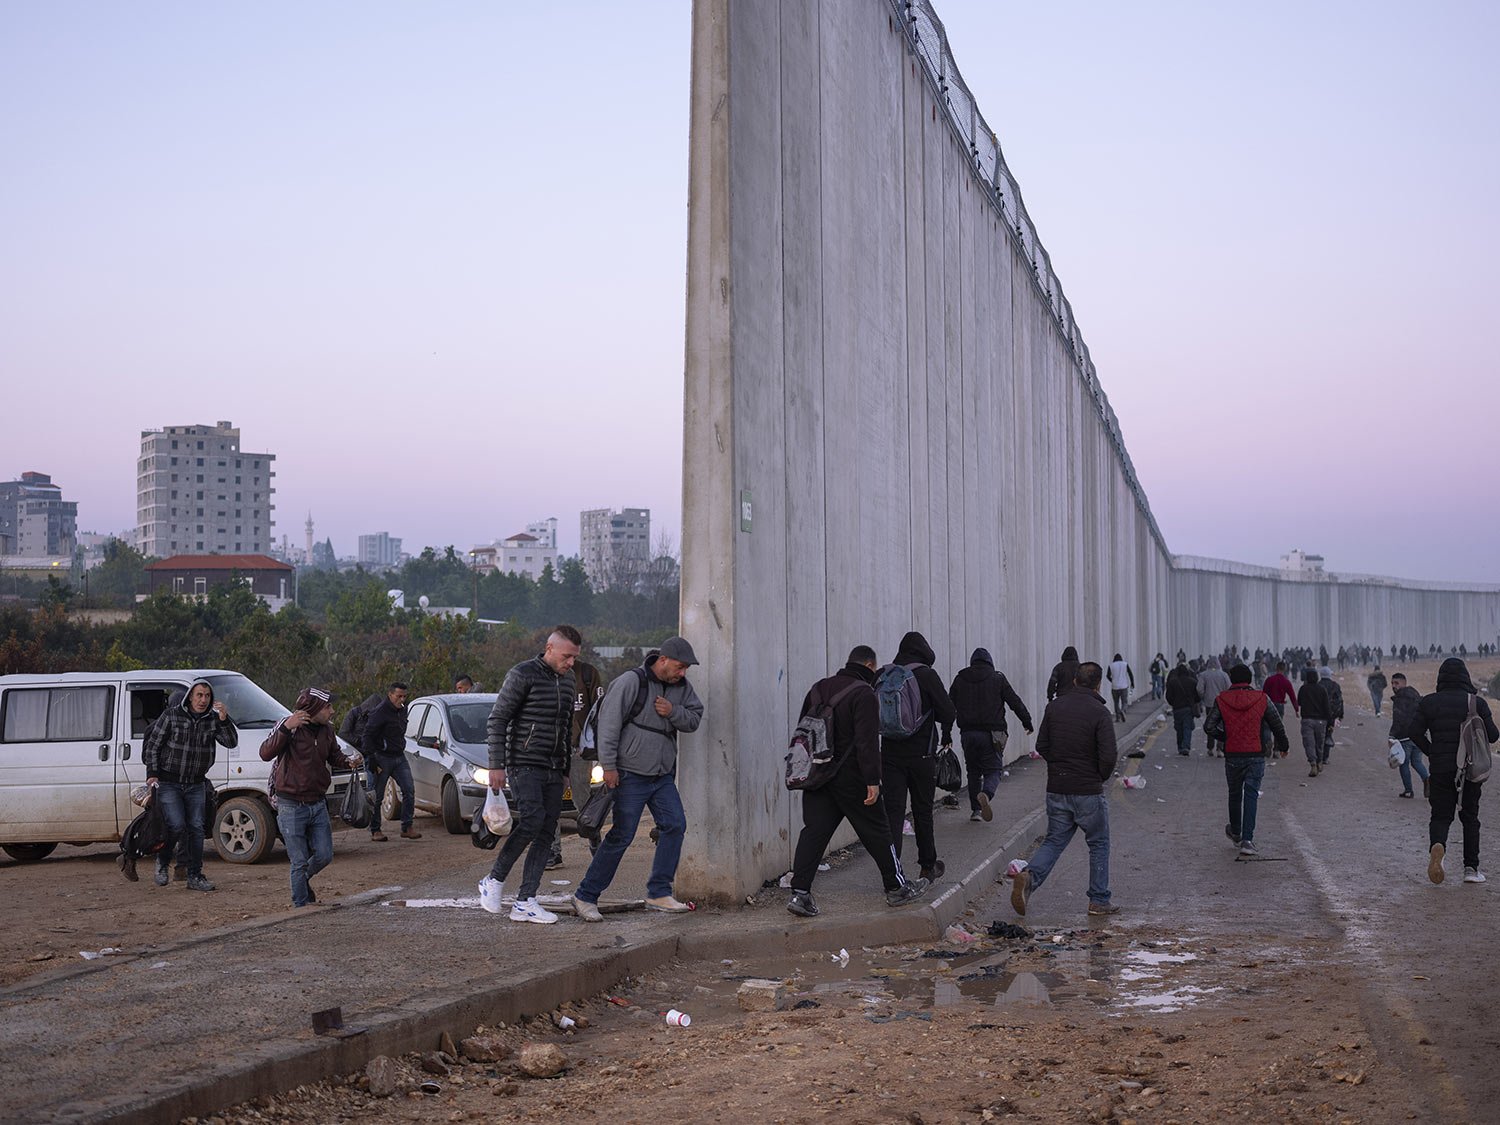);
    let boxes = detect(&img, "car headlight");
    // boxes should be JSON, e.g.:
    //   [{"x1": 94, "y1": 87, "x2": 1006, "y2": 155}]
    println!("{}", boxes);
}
[
  {"x1": 590, "y1": 763, "x2": 605, "y2": 785},
  {"x1": 471, "y1": 766, "x2": 493, "y2": 786}
]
